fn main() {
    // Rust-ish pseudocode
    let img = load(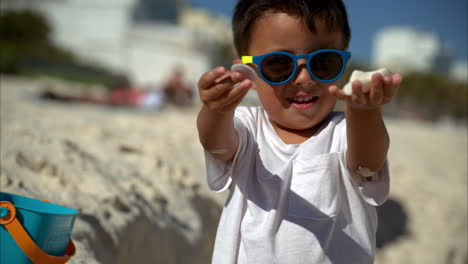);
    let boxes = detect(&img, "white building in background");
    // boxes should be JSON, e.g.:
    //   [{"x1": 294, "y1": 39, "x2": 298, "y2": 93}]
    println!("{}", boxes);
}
[
  {"x1": 373, "y1": 26, "x2": 467, "y2": 83},
  {"x1": 373, "y1": 26, "x2": 454, "y2": 74},
  {"x1": 1, "y1": 0, "x2": 232, "y2": 88}
]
